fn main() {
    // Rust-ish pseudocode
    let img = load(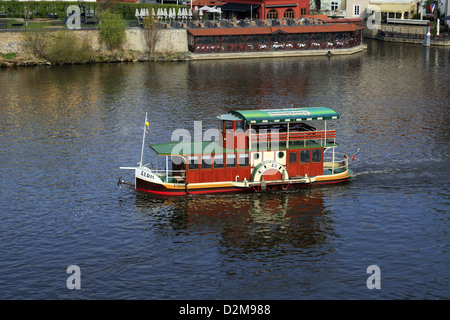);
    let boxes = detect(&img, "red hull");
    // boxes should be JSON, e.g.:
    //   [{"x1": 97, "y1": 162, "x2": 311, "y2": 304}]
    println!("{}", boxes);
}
[{"x1": 135, "y1": 176, "x2": 350, "y2": 196}]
